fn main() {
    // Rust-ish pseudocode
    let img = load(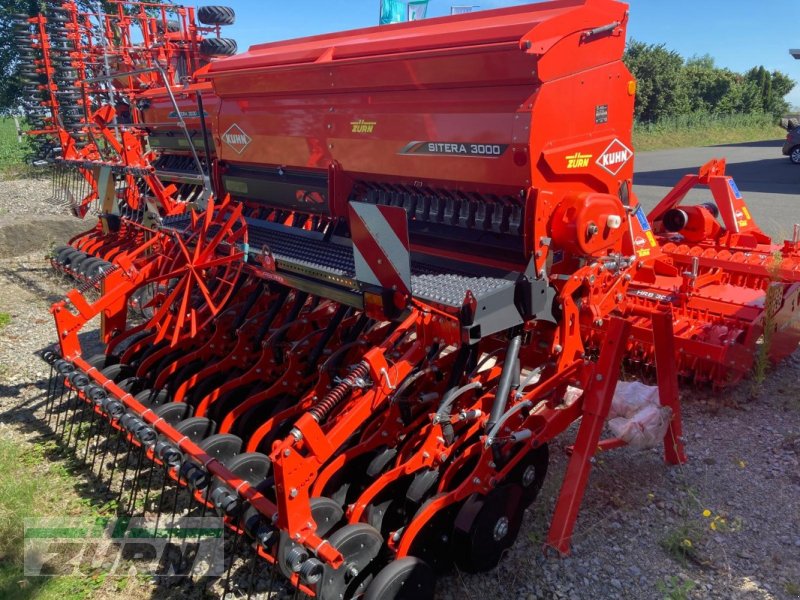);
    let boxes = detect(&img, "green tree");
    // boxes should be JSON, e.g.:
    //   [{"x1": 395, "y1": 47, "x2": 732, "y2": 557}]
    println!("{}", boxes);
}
[
  {"x1": 745, "y1": 66, "x2": 794, "y2": 116},
  {"x1": 0, "y1": 1, "x2": 171, "y2": 115},
  {"x1": 624, "y1": 40, "x2": 689, "y2": 122},
  {"x1": 0, "y1": 0, "x2": 39, "y2": 114}
]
